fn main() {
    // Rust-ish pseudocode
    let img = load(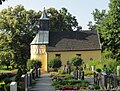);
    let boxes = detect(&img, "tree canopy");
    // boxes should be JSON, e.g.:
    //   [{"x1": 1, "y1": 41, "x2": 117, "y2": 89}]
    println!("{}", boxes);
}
[
  {"x1": 92, "y1": 0, "x2": 120, "y2": 60},
  {"x1": 0, "y1": 0, "x2": 6, "y2": 5}
]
